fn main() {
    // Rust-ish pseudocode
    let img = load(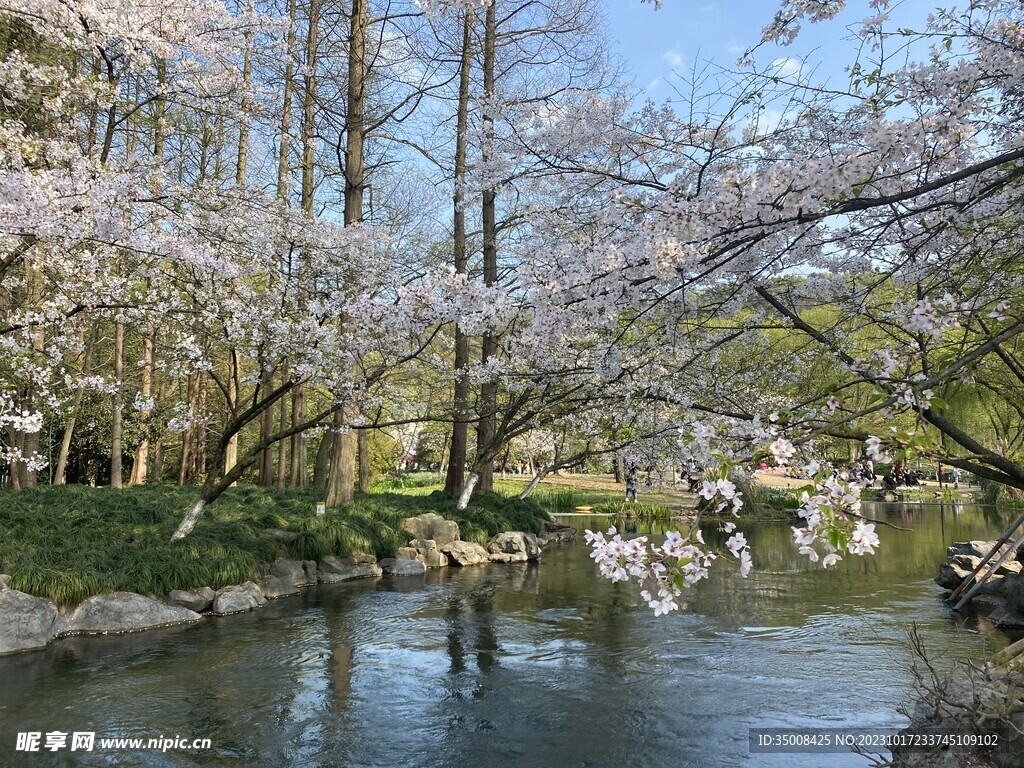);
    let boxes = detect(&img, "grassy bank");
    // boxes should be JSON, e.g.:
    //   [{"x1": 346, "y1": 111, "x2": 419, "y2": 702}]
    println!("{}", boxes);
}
[{"x1": 0, "y1": 484, "x2": 549, "y2": 605}]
